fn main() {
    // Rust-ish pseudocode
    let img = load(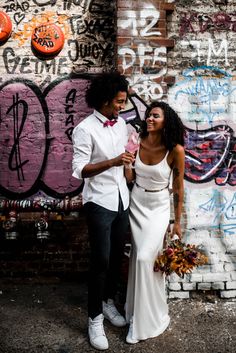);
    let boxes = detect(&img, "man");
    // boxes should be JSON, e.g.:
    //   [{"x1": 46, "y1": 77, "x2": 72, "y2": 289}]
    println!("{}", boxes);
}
[{"x1": 72, "y1": 72, "x2": 134, "y2": 350}]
